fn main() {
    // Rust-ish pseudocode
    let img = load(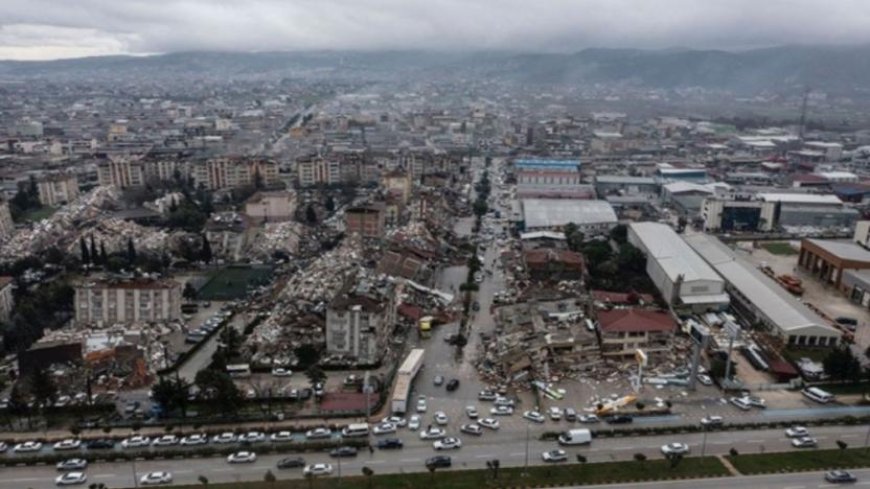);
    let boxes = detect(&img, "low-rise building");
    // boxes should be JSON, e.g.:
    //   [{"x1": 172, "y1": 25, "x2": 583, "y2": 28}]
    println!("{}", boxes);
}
[
  {"x1": 523, "y1": 249, "x2": 585, "y2": 281},
  {"x1": 798, "y1": 239, "x2": 870, "y2": 289},
  {"x1": 597, "y1": 308, "x2": 677, "y2": 358},
  {"x1": 0, "y1": 276, "x2": 14, "y2": 321},
  {"x1": 0, "y1": 201, "x2": 14, "y2": 241},
  {"x1": 244, "y1": 191, "x2": 296, "y2": 222},
  {"x1": 521, "y1": 198, "x2": 617, "y2": 235},
  {"x1": 701, "y1": 197, "x2": 776, "y2": 232},
  {"x1": 75, "y1": 278, "x2": 182, "y2": 326},
  {"x1": 345, "y1": 203, "x2": 386, "y2": 238}
]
